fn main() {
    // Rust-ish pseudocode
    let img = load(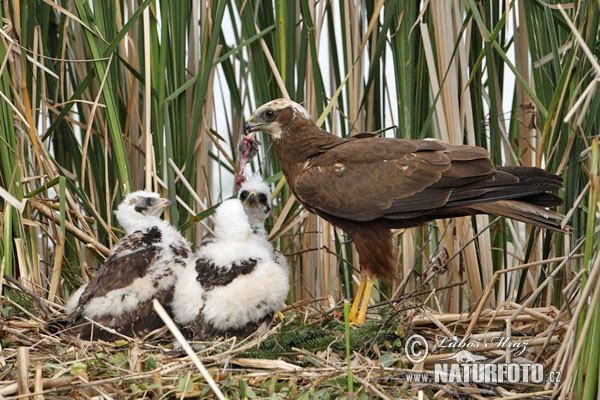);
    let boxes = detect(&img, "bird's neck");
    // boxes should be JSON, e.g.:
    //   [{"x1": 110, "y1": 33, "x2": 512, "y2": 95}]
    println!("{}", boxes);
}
[
  {"x1": 119, "y1": 214, "x2": 163, "y2": 235},
  {"x1": 272, "y1": 121, "x2": 343, "y2": 182},
  {"x1": 245, "y1": 211, "x2": 268, "y2": 237},
  {"x1": 251, "y1": 224, "x2": 268, "y2": 239}
]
